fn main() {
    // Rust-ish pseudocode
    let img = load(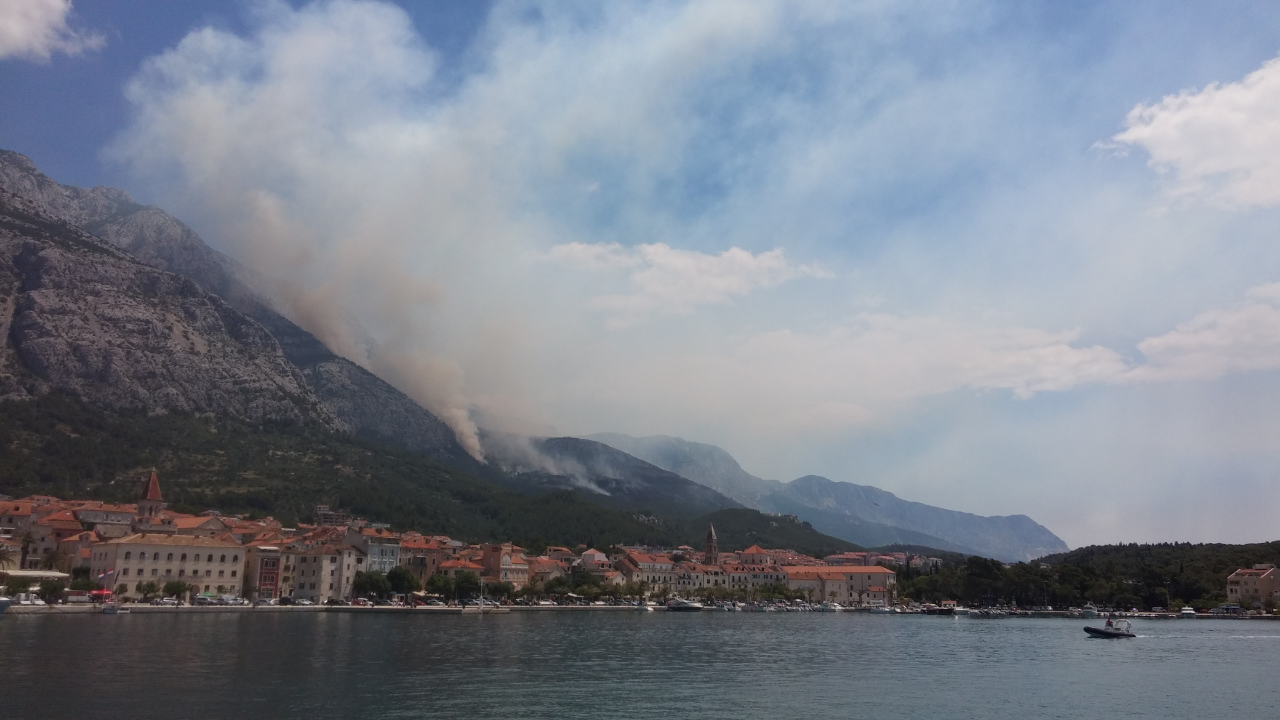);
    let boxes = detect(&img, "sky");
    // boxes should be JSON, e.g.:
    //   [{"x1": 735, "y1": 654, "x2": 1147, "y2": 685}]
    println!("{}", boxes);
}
[{"x1": 5, "y1": 0, "x2": 1280, "y2": 548}]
